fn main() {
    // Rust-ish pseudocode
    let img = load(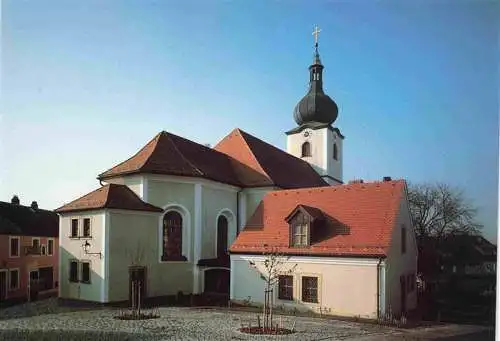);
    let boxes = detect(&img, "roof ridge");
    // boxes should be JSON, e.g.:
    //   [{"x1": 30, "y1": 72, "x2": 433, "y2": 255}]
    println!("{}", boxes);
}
[
  {"x1": 237, "y1": 129, "x2": 327, "y2": 185},
  {"x1": 163, "y1": 133, "x2": 205, "y2": 177},
  {"x1": 102, "y1": 183, "x2": 115, "y2": 208},
  {"x1": 234, "y1": 129, "x2": 274, "y2": 181},
  {"x1": 98, "y1": 132, "x2": 162, "y2": 179}
]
